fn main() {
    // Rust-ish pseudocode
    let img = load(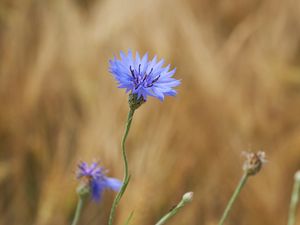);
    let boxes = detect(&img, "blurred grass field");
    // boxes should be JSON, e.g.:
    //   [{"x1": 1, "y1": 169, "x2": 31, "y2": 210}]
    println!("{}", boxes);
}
[{"x1": 1, "y1": 0, "x2": 300, "y2": 224}]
